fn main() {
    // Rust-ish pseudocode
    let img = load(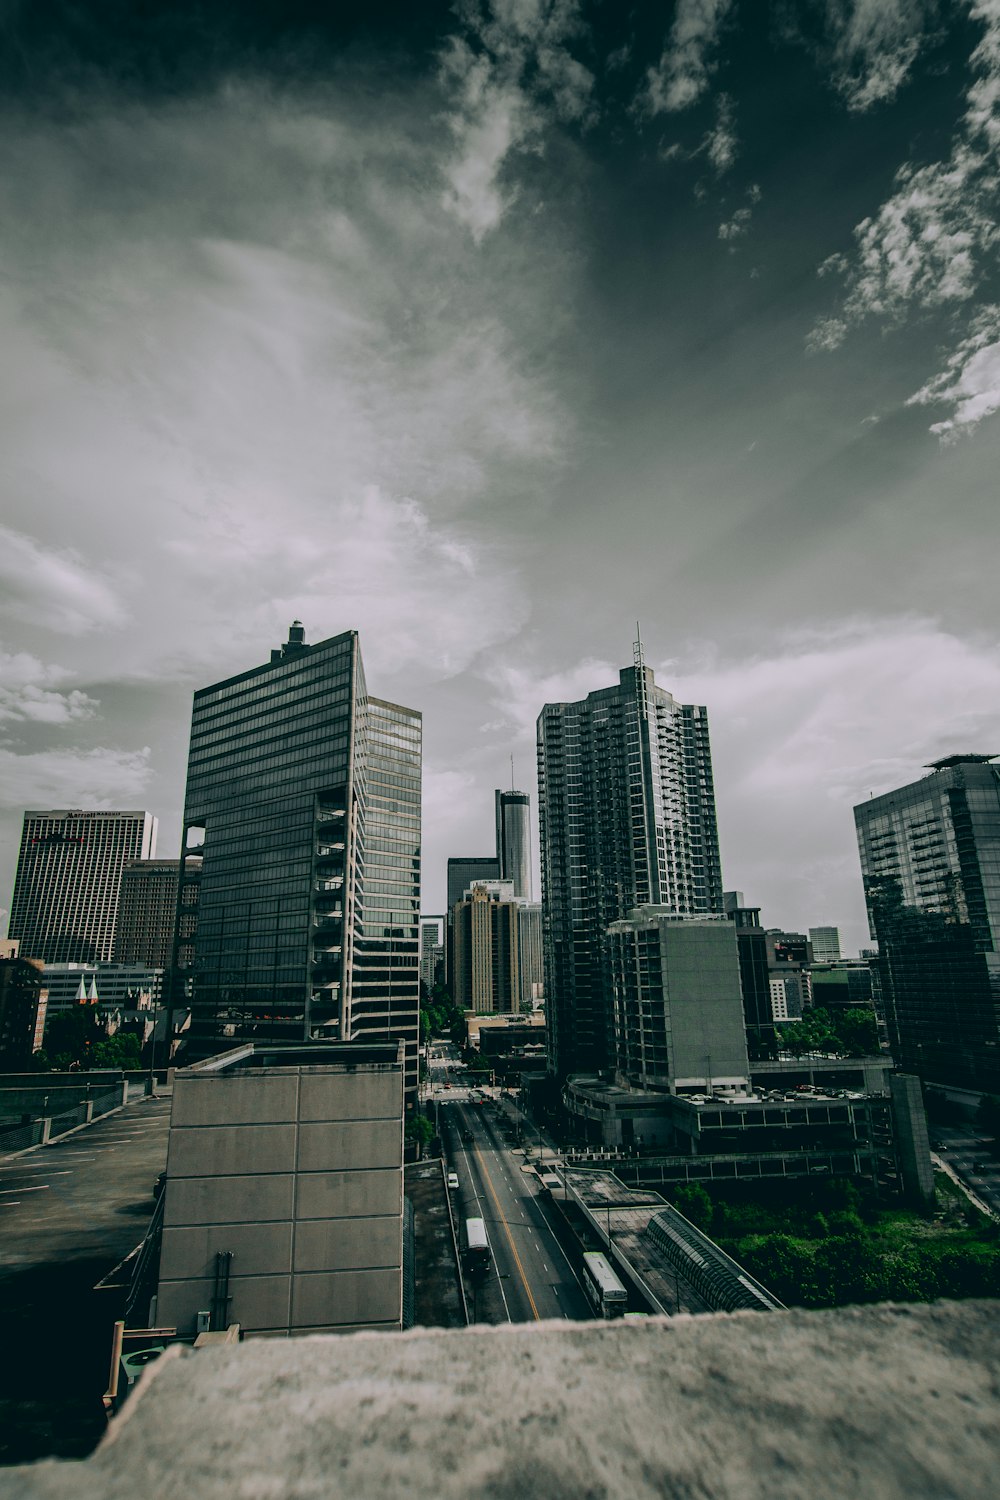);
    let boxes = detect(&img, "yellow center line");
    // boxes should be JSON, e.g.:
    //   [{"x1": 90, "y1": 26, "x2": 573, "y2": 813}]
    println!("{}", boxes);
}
[{"x1": 474, "y1": 1143, "x2": 540, "y2": 1321}]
